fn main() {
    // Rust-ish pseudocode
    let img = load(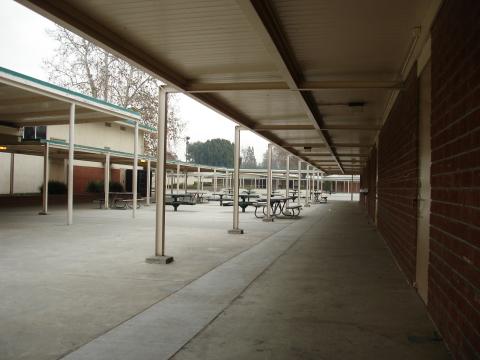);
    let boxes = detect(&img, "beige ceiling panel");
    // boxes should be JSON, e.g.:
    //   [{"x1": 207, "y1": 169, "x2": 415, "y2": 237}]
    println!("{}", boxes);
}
[
  {"x1": 62, "y1": 0, "x2": 281, "y2": 83},
  {"x1": 273, "y1": 0, "x2": 430, "y2": 78}
]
